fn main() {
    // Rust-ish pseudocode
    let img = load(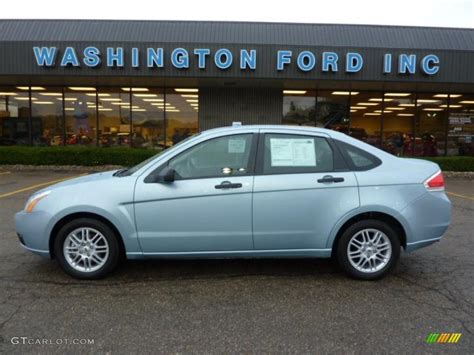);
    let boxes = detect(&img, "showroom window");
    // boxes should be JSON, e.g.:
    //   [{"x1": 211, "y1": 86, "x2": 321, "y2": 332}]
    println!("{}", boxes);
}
[
  {"x1": 130, "y1": 88, "x2": 165, "y2": 149},
  {"x1": 97, "y1": 87, "x2": 131, "y2": 147},
  {"x1": 316, "y1": 91, "x2": 350, "y2": 129},
  {"x1": 30, "y1": 87, "x2": 64, "y2": 146},
  {"x1": 447, "y1": 94, "x2": 474, "y2": 156},
  {"x1": 64, "y1": 87, "x2": 97, "y2": 146},
  {"x1": 349, "y1": 91, "x2": 383, "y2": 148},
  {"x1": 166, "y1": 88, "x2": 199, "y2": 146},
  {"x1": 381, "y1": 92, "x2": 416, "y2": 156},
  {"x1": 416, "y1": 93, "x2": 448, "y2": 156},
  {"x1": 0, "y1": 86, "x2": 31, "y2": 145},
  {"x1": 282, "y1": 90, "x2": 316, "y2": 126}
]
